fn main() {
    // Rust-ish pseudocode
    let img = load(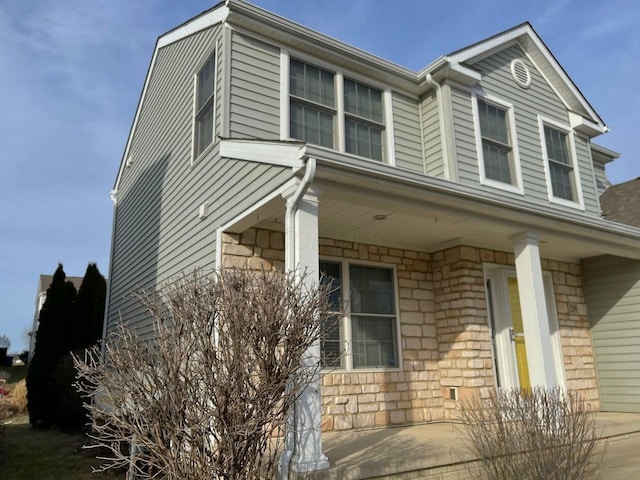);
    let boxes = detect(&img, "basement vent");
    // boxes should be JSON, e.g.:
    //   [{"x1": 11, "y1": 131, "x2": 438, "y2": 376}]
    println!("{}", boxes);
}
[{"x1": 510, "y1": 58, "x2": 531, "y2": 88}]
